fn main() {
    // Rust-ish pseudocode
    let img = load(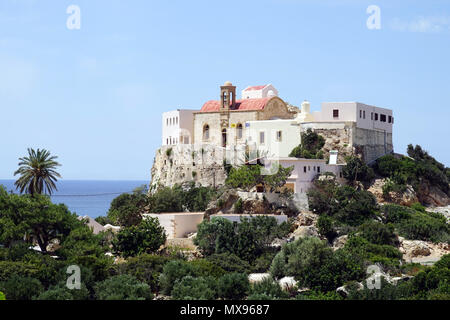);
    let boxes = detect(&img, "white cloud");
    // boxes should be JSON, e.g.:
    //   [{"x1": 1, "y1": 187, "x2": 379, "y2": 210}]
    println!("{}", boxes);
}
[{"x1": 390, "y1": 16, "x2": 450, "y2": 33}]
